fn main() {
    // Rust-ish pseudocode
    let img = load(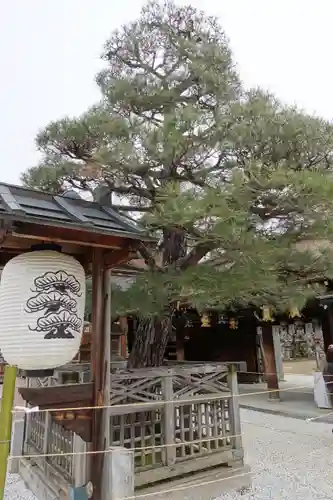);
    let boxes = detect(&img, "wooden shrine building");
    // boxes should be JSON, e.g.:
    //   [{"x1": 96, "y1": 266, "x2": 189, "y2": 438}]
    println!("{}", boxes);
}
[
  {"x1": 0, "y1": 182, "x2": 153, "y2": 498},
  {"x1": 110, "y1": 259, "x2": 333, "y2": 398}
]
